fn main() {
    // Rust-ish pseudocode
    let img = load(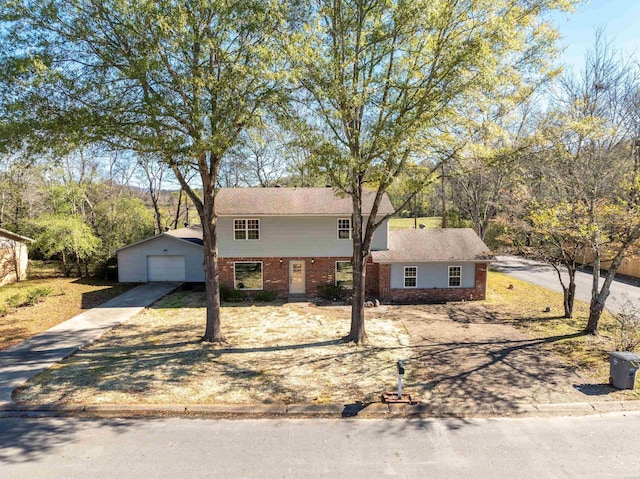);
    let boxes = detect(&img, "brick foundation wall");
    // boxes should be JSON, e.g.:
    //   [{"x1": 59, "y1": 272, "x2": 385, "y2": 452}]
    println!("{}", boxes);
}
[{"x1": 388, "y1": 287, "x2": 481, "y2": 303}]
